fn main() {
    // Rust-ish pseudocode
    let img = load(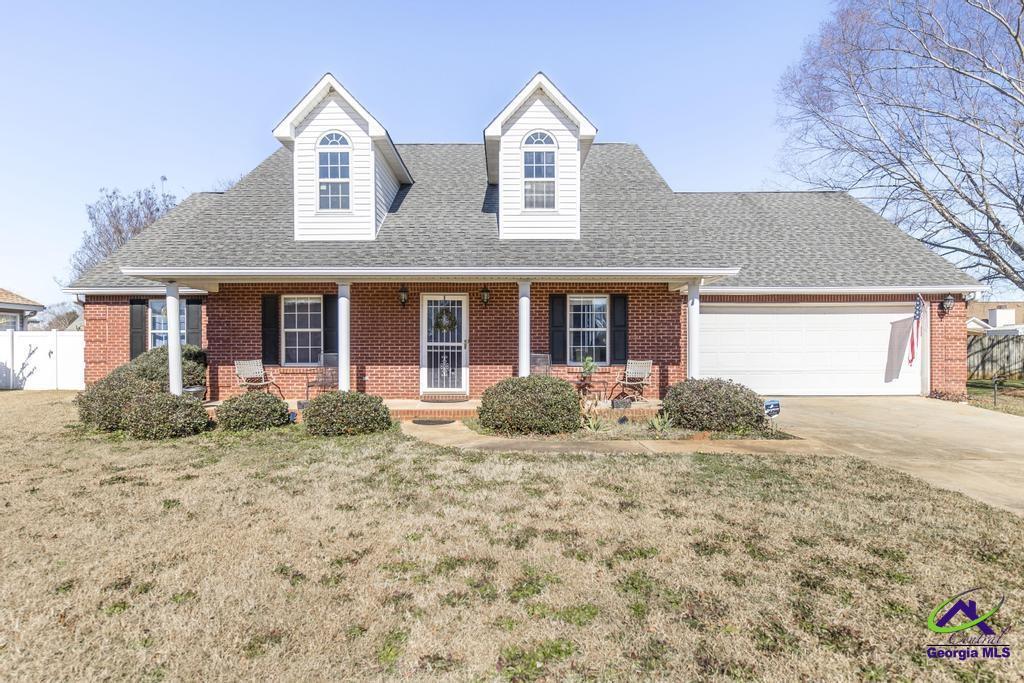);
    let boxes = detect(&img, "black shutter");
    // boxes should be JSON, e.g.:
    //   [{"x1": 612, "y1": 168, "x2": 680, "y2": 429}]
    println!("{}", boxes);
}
[
  {"x1": 261, "y1": 295, "x2": 280, "y2": 365},
  {"x1": 185, "y1": 298, "x2": 203, "y2": 347},
  {"x1": 322, "y1": 294, "x2": 338, "y2": 354},
  {"x1": 549, "y1": 293, "x2": 567, "y2": 365},
  {"x1": 610, "y1": 294, "x2": 628, "y2": 364},
  {"x1": 129, "y1": 299, "x2": 148, "y2": 359}
]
